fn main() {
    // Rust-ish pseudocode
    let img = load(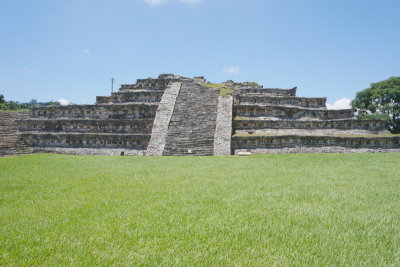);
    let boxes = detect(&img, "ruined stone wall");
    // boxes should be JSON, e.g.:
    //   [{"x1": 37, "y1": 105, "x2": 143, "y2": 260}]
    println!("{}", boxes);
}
[
  {"x1": 231, "y1": 80, "x2": 396, "y2": 154},
  {"x1": 12, "y1": 73, "x2": 400, "y2": 156},
  {"x1": 236, "y1": 87, "x2": 297, "y2": 96},
  {"x1": 96, "y1": 91, "x2": 164, "y2": 104},
  {"x1": 20, "y1": 118, "x2": 154, "y2": 134},
  {"x1": 119, "y1": 74, "x2": 191, "y2": 91},
  {"x1": 21, "y1": 132, "x2": 150, "y2": 149},
  {"x1": 232, "y1": 135, "x2": 400, "y2": 151},
  {"x1": 234, "y1": 105, "x2": 354, "y2": 120},
  {"x1": 0, "y1": 111, "x2": 31, "y2": 156},
  {"x1": 30, "y1": 104, "x2": 157, "y2": 120},
  {"x1": 238, "y1": 95, "x2": 326, "y2": 108},
  {"x1": 234, "y1": 119, "x2": 387, "y2": 131}
]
